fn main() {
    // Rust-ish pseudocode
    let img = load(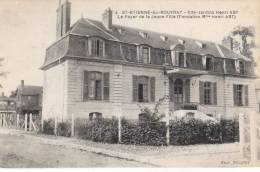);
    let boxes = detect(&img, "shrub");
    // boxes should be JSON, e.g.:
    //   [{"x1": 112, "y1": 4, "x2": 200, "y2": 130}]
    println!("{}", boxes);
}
[
  {"x1": 121, "y1": 119, "x2": 167, "y2": 146},
  {"x1": 170, "y1": 119, "x2": 221, "y2": 145},
  {"x1": 57, "y1": 121, "x2": 71, "y2": 137},
  {"x1": 220, "y1": 119, "x2": 239, "y2": 143},
  {"x1": 75, "y1": 118, "x2": 118, "y2": 144},
  {"x1": 43, "y1": 118, "x2": 54, "y2": 135}
]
